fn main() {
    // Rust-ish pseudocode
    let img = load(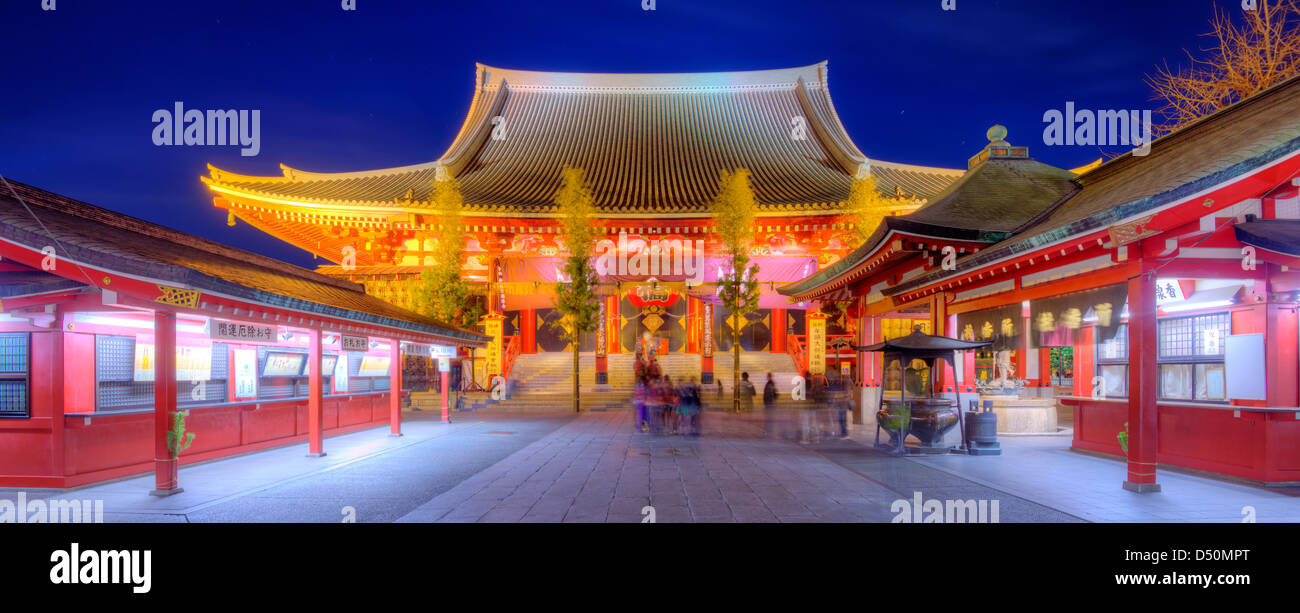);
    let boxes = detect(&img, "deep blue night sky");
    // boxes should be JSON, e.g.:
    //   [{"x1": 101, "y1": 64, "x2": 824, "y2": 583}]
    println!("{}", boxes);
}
[{"x1": 1, "y1": 0, "x2": 1238, "y2": 268}]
